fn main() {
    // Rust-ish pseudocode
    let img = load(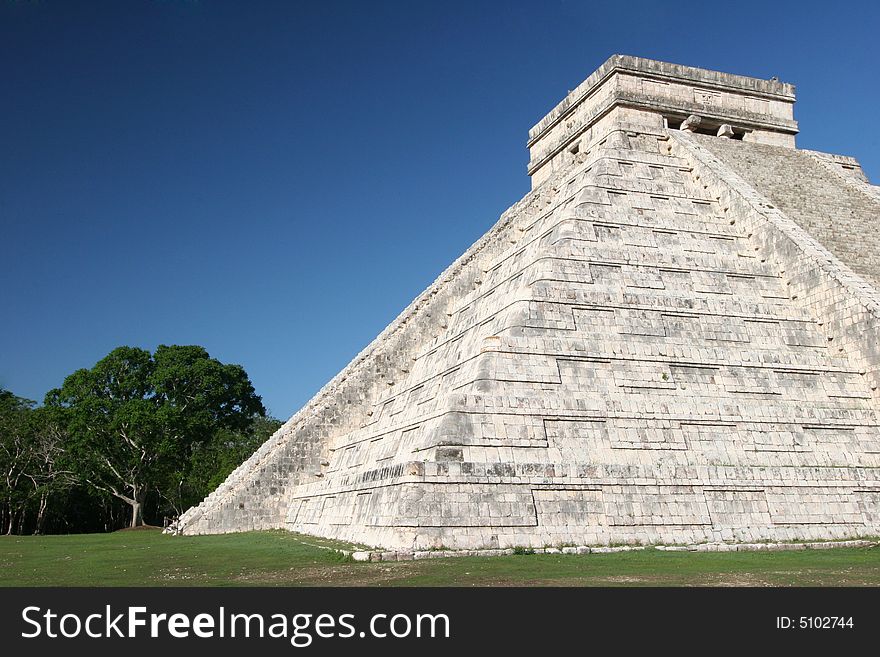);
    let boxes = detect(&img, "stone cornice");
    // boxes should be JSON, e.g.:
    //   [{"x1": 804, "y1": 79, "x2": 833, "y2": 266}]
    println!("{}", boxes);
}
[{"x1": 529, "y1": 54, "x2": 796, "y2": 146}]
